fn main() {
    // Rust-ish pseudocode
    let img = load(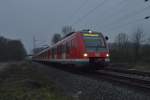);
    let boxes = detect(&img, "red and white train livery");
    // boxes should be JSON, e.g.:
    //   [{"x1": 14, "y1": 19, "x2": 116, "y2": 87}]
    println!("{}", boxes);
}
[{"x1": 33, "y1": 30, "x2": 110, "y2": 68}]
